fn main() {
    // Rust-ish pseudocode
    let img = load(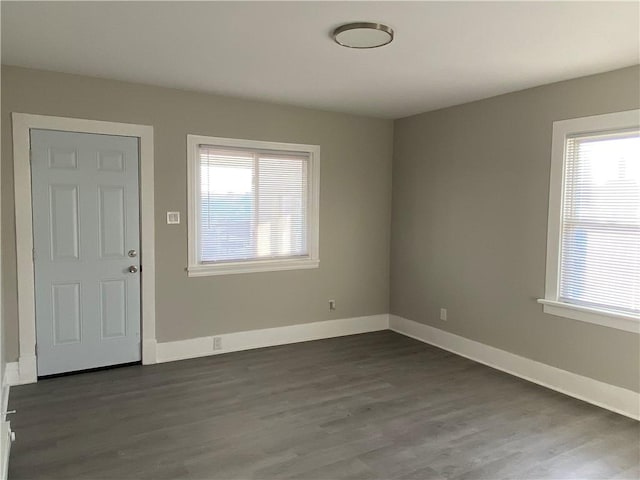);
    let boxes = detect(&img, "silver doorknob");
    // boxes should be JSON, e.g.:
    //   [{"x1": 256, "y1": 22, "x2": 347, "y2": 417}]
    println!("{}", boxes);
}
[
  {"x1": 128, "y1": 265, "x2": 139, "y2": 273},
  {"x1": 128, "y1": 249, "x2": 137, "y2": 258}
]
